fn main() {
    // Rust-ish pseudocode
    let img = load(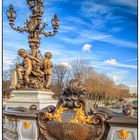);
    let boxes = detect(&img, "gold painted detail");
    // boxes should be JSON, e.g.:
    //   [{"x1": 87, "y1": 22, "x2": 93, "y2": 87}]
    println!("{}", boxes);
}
[
  {"x1": 23, "y1": 120, "x2": 31, "y2": 129},
  {"x1": 45, "y1": 106, "x2": 68, "y2": 122},
  {"x1": 7, "y1": 116, "x2": 20, "y2": 122},
  {"x1": 16, "y1": 117, "x2": 20, "y2": 122},
  {"x1": 45, "y1": 105, "x2": 94, "y2": 124},
  {"x1": 118, "y1": 129, "x2": 129, "y2": 139},
  {"x1": 71, "y1": 106, "x2": 93, "y2": 124}
]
